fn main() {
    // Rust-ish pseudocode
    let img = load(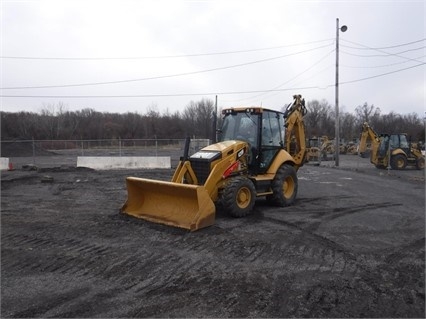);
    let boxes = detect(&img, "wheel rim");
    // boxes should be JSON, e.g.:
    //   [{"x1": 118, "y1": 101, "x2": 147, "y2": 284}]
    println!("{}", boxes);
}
[
  {"x1": 396, "y1": 158, "x2": 405, "y2": 168},
  {"x1": 236, "y1": 187, "x2": 251, "y2": 209},
  {"x1": 418, "y1": 158, "x2": 425, "y2": 169},
  {"x1": 283, "y1": 176, "x2": 295, "y2": 199}
]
